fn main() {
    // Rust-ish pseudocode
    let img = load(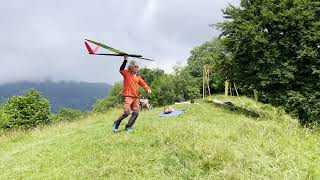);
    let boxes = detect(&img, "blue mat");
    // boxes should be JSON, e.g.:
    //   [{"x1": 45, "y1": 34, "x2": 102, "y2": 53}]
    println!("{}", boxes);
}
[{"x1": 160, "y1": 110, "x2": 186, "y2": 117}]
